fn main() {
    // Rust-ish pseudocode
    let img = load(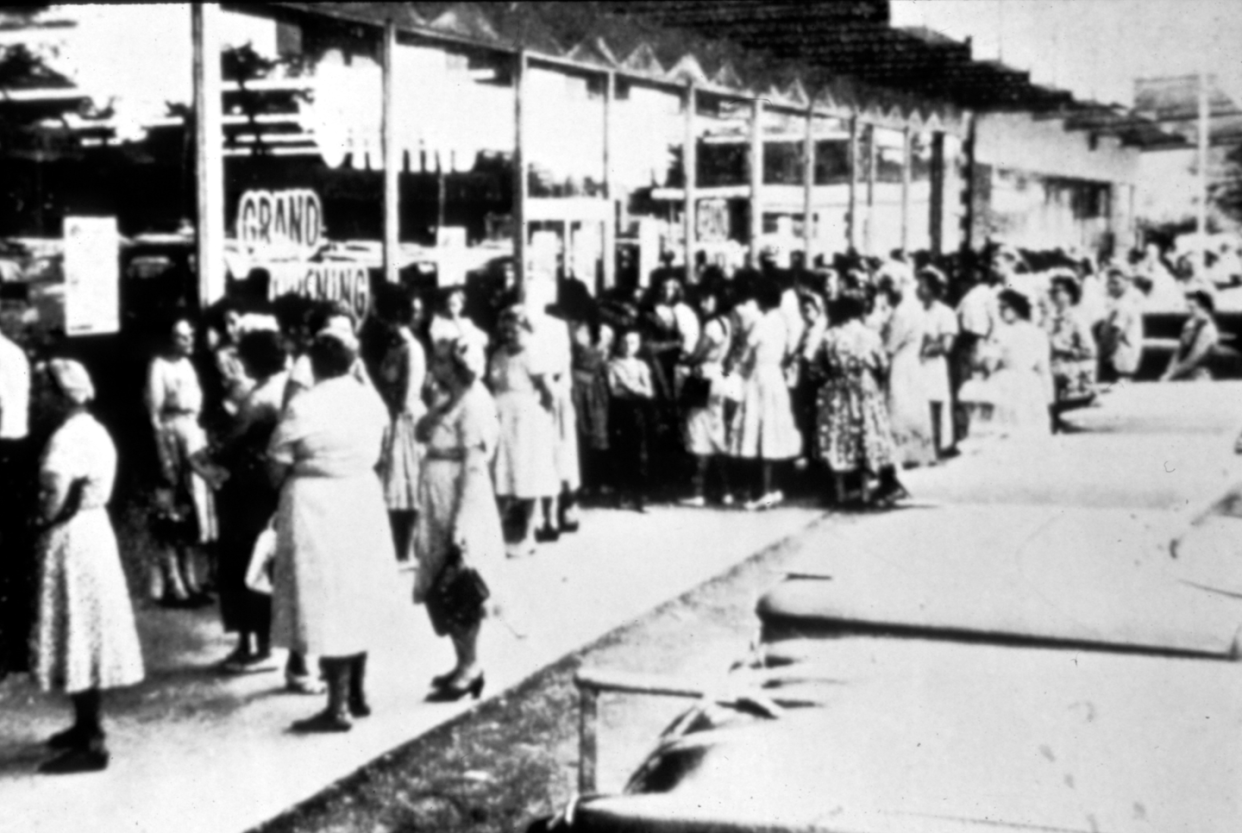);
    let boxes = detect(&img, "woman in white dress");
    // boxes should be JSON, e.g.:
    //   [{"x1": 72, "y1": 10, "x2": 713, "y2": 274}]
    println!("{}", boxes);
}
[
  {"x1": 31, "y1": 359, "x2": 143, "y2": 773},
  {"x1": 916, "y1": 268, "x2": 959, "y2": 458},
  {"x1": 268, "y1": 331, "x2": 398, "y2": 732},
  {"x1": 965, "y1": 289, "x2": 1054, "y2": 442},
  {"x1": 883, "y1": 279, "x2": 936, "y2": 467},
  {"x1": 413, "y1": 337, "x2": 504, "y2": 701},
  {"x1": 145, "y1": 317, "x2": 215, "y2": 606},
  {"x1": 728, "y1": 282, "x2": 802, "y2": 510},
  {"x1": 489, "y1": 306, "x2": 558, "y2": 558}
]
